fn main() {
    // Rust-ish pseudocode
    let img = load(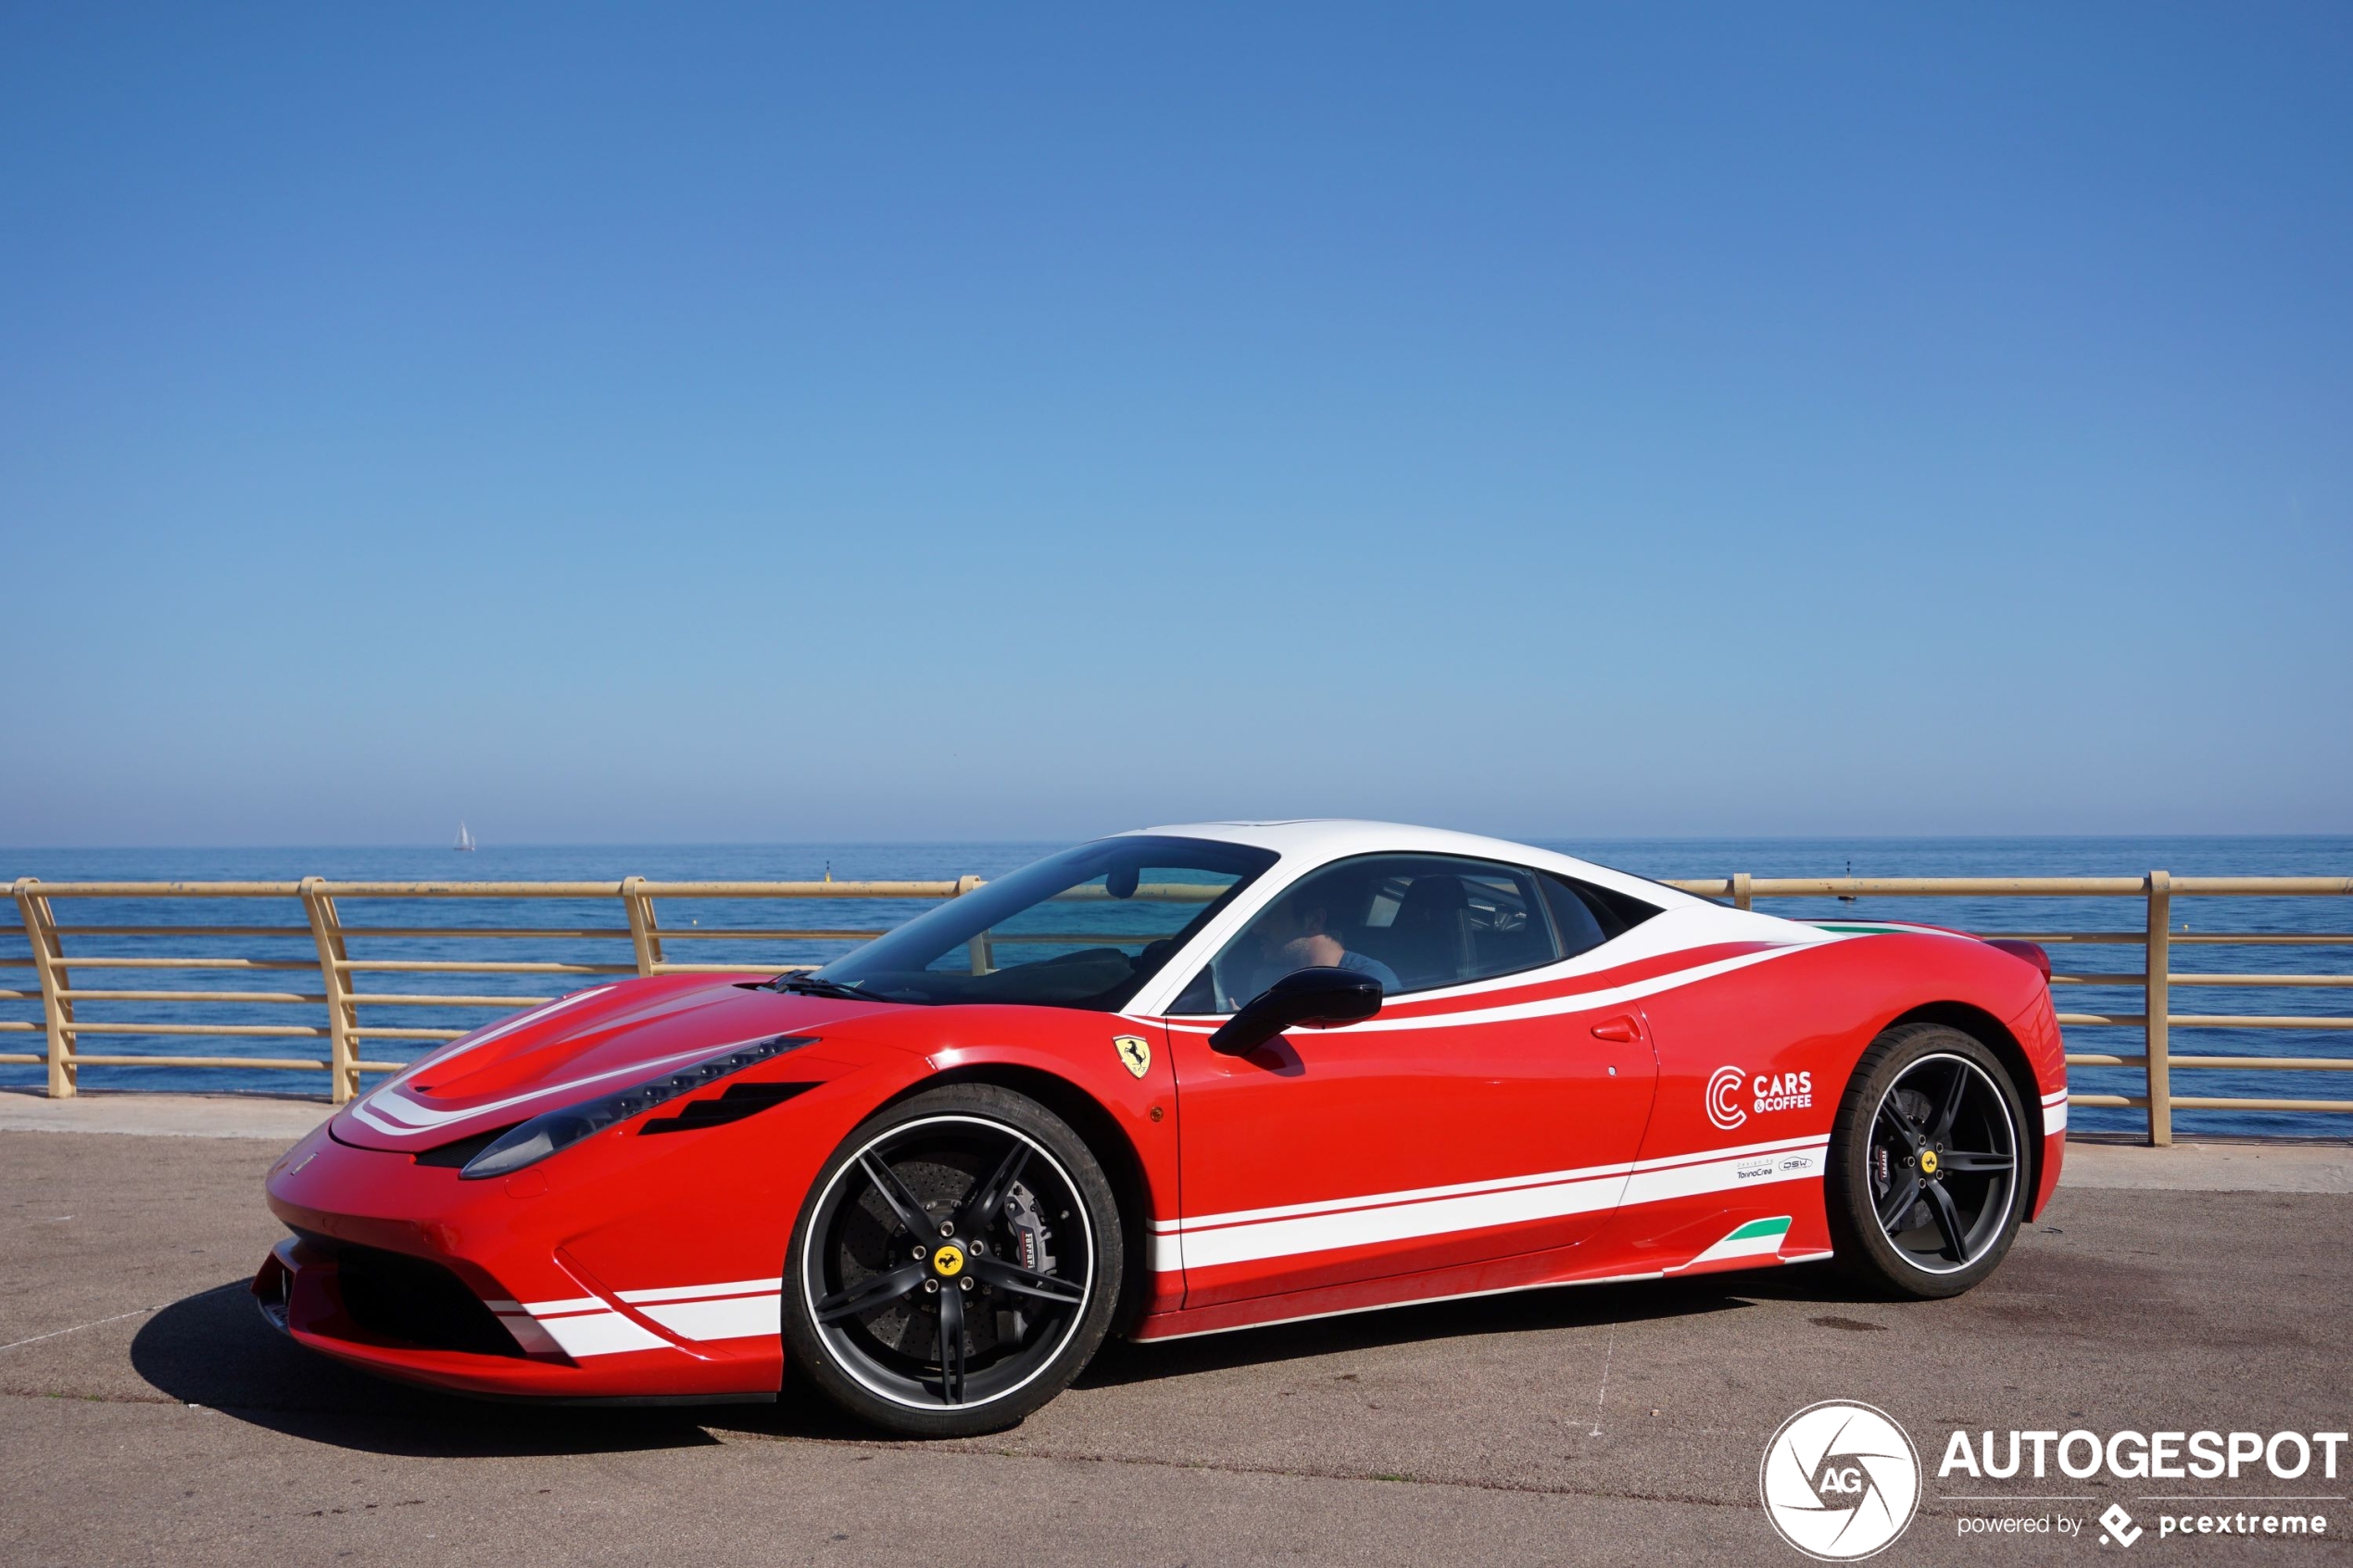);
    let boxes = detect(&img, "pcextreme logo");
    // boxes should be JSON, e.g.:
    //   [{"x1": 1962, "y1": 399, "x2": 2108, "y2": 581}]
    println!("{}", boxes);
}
[{"x1": 1760, "y1": 1400, "x2": 1922, "y2": 1561}]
